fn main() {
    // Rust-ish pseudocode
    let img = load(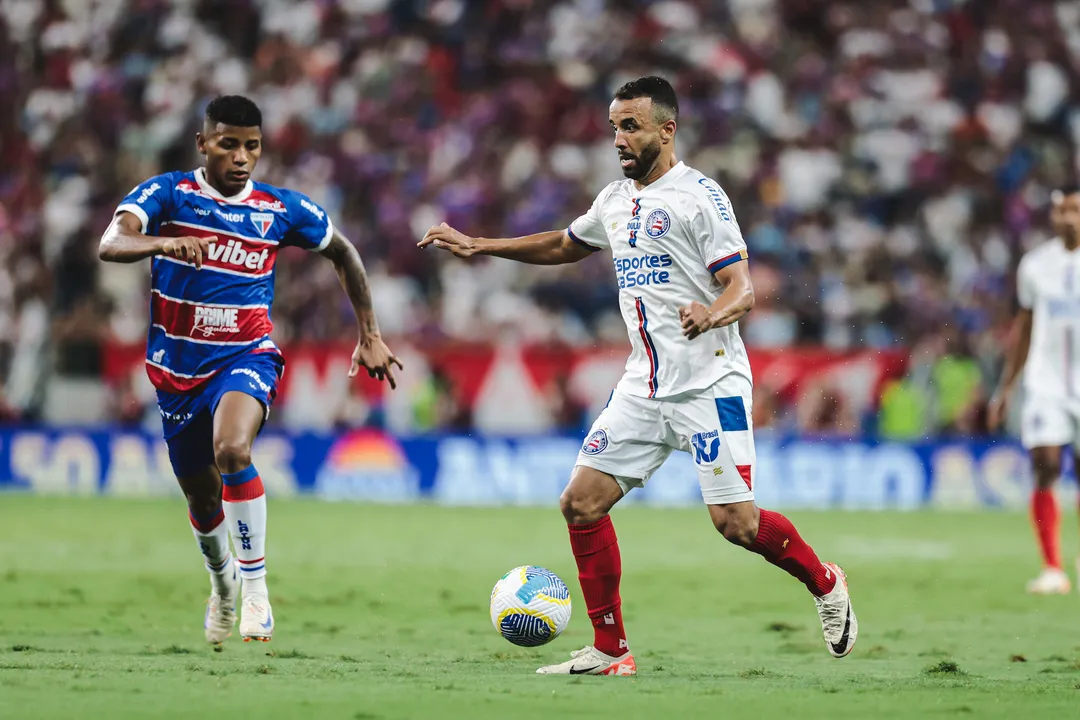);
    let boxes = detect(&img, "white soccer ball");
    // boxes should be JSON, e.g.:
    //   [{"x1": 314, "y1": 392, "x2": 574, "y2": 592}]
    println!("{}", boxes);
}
[{"x1": 489, "y1": 565, "x2": 572, "y2": 647}]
